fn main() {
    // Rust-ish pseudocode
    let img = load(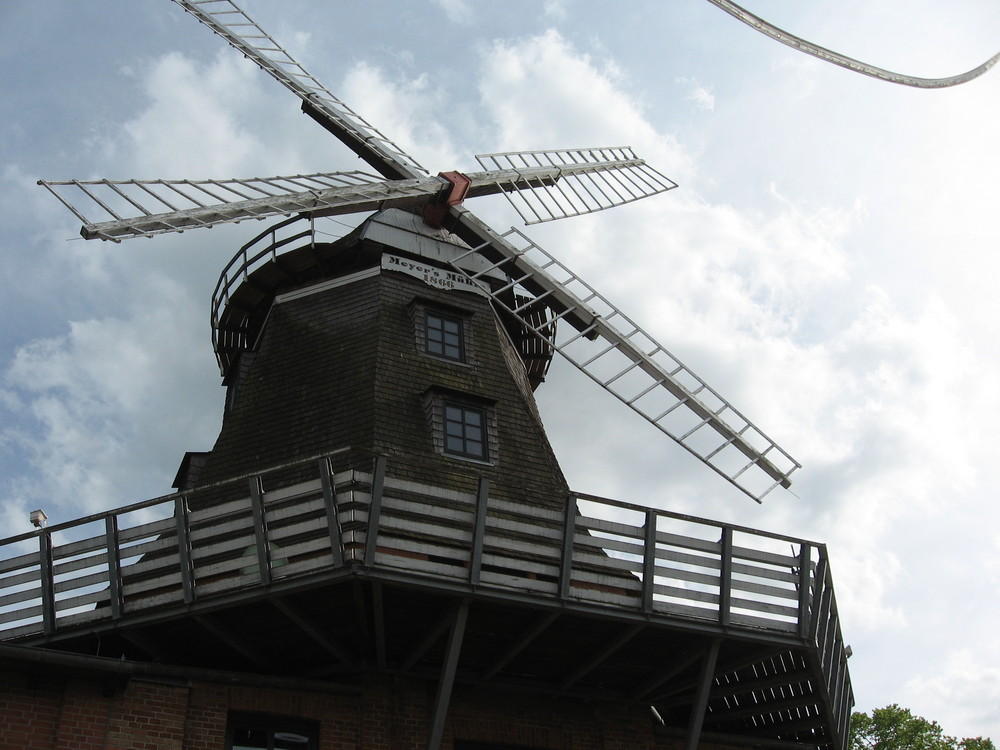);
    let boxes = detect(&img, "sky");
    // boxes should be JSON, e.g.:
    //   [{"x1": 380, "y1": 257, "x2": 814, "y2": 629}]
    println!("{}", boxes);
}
[{"x1": 1, "y1": 0, "x2": 998, "y2": 740}]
